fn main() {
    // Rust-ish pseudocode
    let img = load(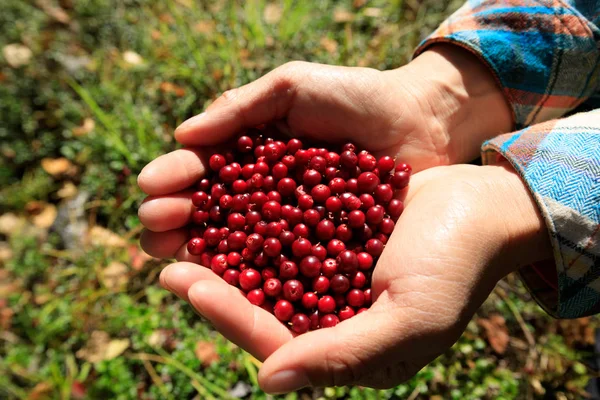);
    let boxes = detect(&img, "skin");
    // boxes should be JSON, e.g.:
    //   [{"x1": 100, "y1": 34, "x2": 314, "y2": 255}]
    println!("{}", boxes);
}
[{"x1": 138, "y1": 45, "x2": 552, "y2": 393}]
